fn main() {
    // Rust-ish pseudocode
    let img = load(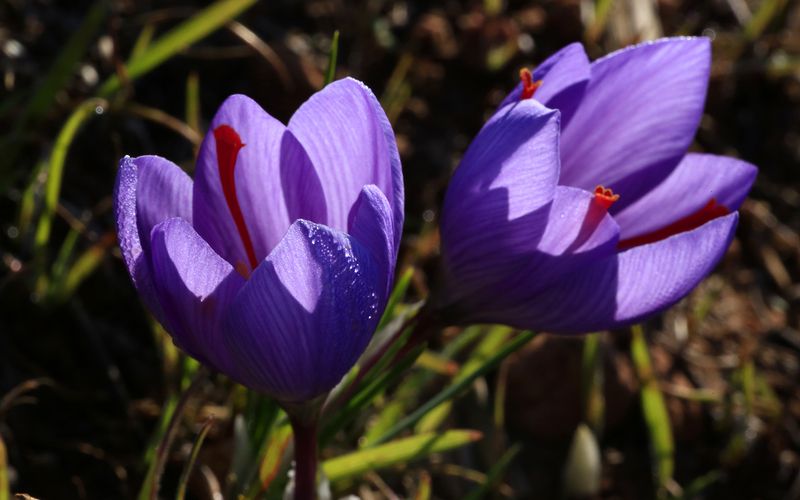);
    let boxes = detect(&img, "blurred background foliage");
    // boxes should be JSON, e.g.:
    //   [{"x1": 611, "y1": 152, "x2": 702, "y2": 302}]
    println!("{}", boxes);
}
[{"x1": 1, "y1": 0, "x2": 800, "y2": 499}]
